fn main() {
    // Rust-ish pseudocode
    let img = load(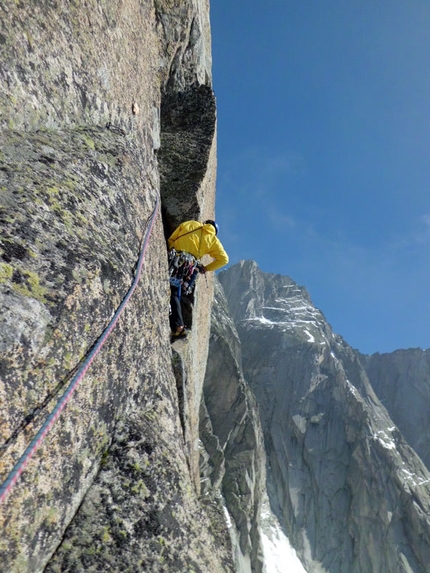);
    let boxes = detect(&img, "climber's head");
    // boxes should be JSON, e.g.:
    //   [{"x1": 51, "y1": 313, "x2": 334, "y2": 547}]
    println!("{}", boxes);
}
[{"x1": 204, "y1": 219, "x2": 219, "y2": 235}]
